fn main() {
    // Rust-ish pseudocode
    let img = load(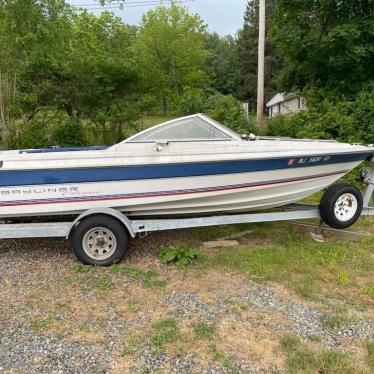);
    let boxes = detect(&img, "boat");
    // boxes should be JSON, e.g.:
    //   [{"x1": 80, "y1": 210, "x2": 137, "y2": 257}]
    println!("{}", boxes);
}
[{"x1": 0, "y1": 113, "x2": 371, "y2": 218}]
